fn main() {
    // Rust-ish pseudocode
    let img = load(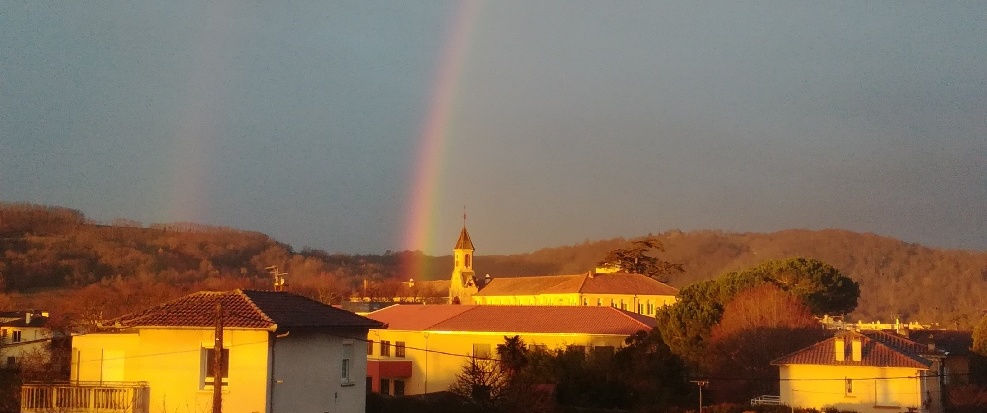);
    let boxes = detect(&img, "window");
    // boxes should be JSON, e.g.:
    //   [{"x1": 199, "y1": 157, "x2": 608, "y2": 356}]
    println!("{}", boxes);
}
[
  {"x1": 379, "y1": 378, "x2": 390, "y2": 395},
  {"x1": 596, "y1": 298, "x2": 602, "y2": 306},
  {"x1": 12, "y1": 331, "x2": 21, "y2": 343},
  {"x1": 367, "y1": 340, "x2": 374, "y2": 356},
  {"x1": 637, "y1": 303, "x2": 644, "y2": 314},
  {"x1": 473, "y1": 343, "x2": 492, "y2": 359},
  {"x1": 203, "y1": 348, "x2": 229, "y2": 386},
  {"x1": 647, "y1": 302, "x2": 655, "y2": 315},
  {"x1": 465, "y1": 254, "x2": 471, "y2": 268},
  {"x1": 381, "y1": 341, "x2": 391, "y2": 357},
  {"x1": 844, "y1": 378, "x2": 852, "y2": 395},
  {"x1": 593, "y1": 345, "x2": 615, "y2": 359},
  {"x1": 341, "y1": 342, "x2": 354, "y2": 384},
  {"x1": 395, "y1": 342, "x2": 406, "y2": 358},
  {"x1": 619, "y1": 299, "x2": 626, "y2": 311},
  {"x1": 394, "y1": 379, "x2": 405, "y2": 396}
]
